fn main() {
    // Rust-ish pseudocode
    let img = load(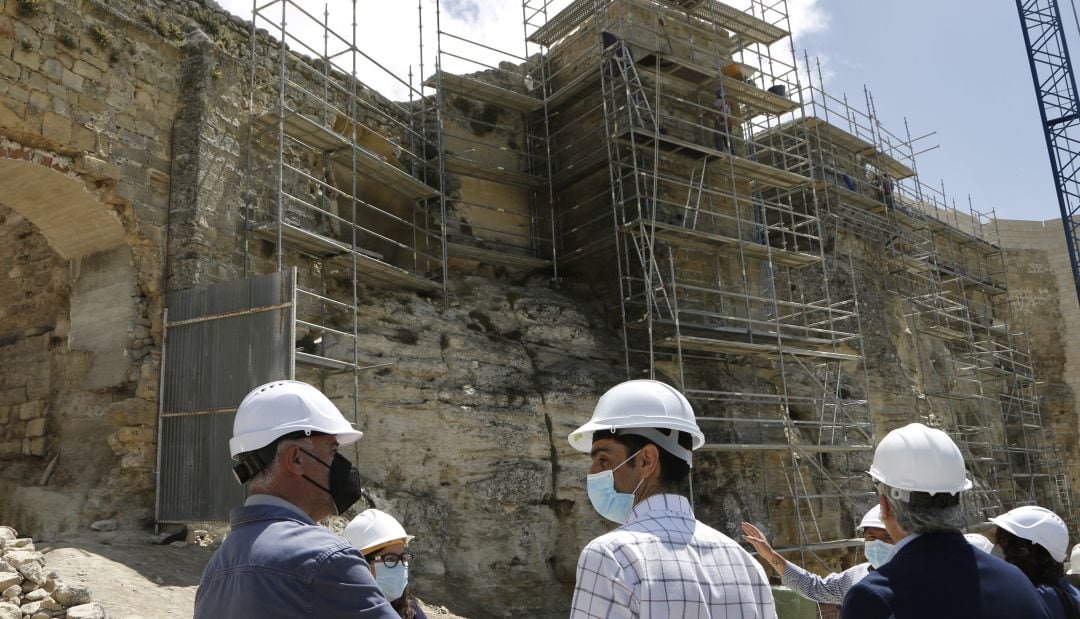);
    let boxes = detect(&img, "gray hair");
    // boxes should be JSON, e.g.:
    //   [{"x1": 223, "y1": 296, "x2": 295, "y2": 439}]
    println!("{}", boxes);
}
[
  {"x1": 879, "y1": 483, "x2": 966, "y2": 534},
  {"x1": 249, "y1": 436, "x2": 314, "y2": 490}
]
